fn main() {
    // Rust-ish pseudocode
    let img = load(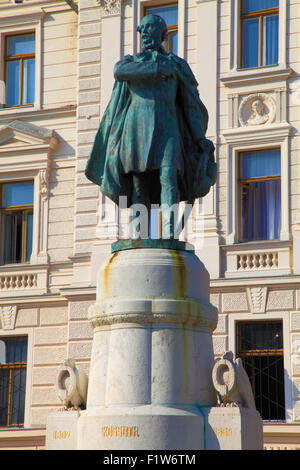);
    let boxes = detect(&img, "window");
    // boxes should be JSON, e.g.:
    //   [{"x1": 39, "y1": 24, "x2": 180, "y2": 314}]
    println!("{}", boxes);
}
[
  {"x1": 239, "y1": 149, "x2": 281, "y2": 242},
  {"x1": 241, "y1": 0, "x2": 279, "y2": 69},
  {"x1": 0, "y1": 181, "x2": 34, "y2": 264},
  {"x1": 0, "y1": 337, "x2": 27, "y2": 427},
  {"x1": 145, "y1": 3, "x2": 178, "y2": 54},
  {"x1": 5, "y1": 33, "x2": 35, "y2": 107},
  {"x1": 237, "y1": 321, "x2": 285, "y2": 420}
]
